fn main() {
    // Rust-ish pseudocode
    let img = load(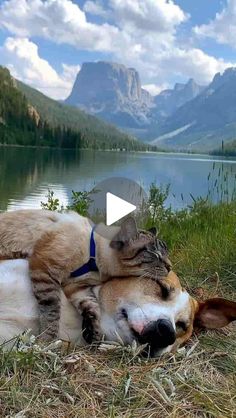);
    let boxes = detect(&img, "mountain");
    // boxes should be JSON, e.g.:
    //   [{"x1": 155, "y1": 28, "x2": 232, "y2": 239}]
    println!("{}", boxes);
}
[
  {"x1": 65, "y1": 61, "x2": 155, "y2": 129},
  {"x1": 65, "y1": 61, "x2": 204, "y2": 141},
  {"x1": 153, "y1": 79, "x2": 204, "y2": 119},
  {"x1": 0, "y1": 66, "x2": 154, "y2": 151},
  {"x1": 151, "y1": 67, "x2": 236, "y2": 151}
]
